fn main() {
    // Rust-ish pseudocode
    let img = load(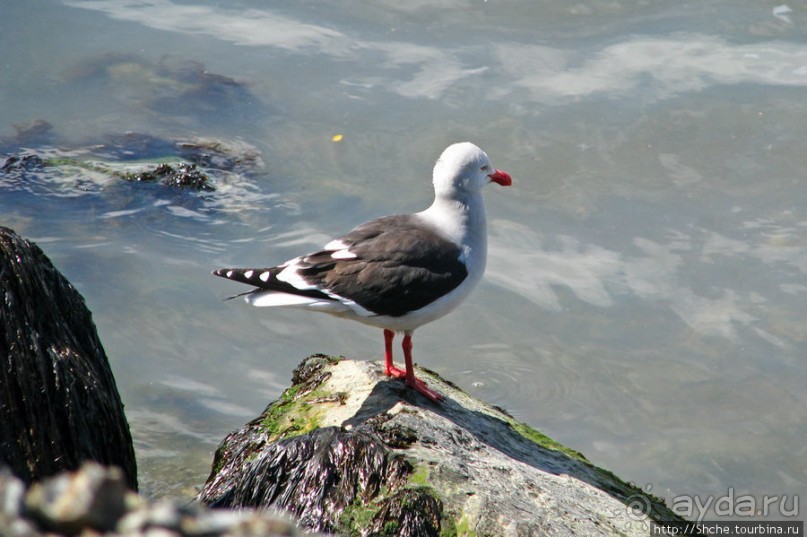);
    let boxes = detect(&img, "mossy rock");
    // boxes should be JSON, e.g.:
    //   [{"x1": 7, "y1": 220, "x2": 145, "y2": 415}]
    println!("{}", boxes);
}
[{"x1": 199, "y1": 355, "x2": 691, "y2": 536}]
